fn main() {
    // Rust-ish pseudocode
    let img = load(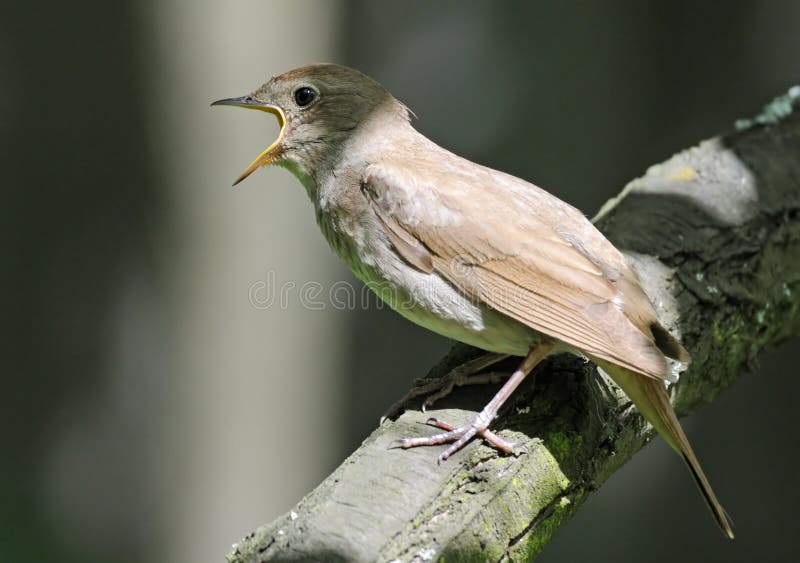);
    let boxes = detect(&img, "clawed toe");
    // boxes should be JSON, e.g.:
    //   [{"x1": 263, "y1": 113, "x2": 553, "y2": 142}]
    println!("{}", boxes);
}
[
  {"x1": 394, "y1": 416, "x2": 520, "y2": 462},
  {"x1": 380, "y1": 353, "x2": 509, "y2": 421},
  {"x1": 389, "y1": 345, "x2": 552, "y2": 463}
]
